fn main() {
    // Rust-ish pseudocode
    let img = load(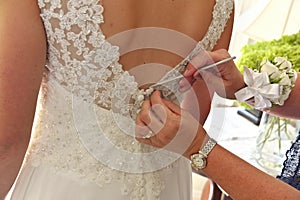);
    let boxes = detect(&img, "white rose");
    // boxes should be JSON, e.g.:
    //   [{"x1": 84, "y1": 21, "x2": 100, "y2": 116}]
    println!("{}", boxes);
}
[
  {"x1": 274, "y1": 57, "x2": 292, "y2": 70},
  {"x1": 270, "y1": 71, "x2": 282, "y2": 80},
  {"x1": 279, "y1": 73, "x2": 291, "y2": 86},
  {"x1": 261, "y1": 60, "x2": 279, "y2": 76},
  {"x1": 257, "y1": 58, "x2": 296, "y2": 107},
  {"x1": 288, "y1": 70, "x2": 298, "y2": 84}
]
